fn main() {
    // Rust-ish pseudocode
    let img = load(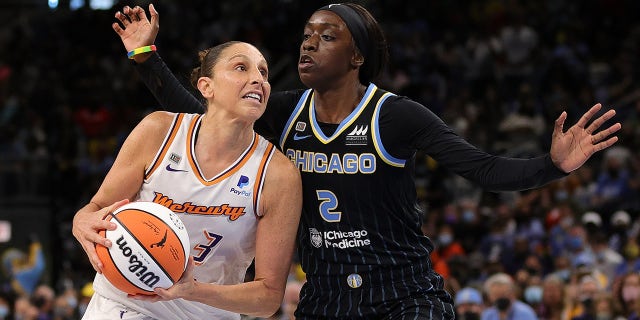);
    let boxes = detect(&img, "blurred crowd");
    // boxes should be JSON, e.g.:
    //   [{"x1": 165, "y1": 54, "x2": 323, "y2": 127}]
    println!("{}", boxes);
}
[{"x1": 1, "y1": 0, "x2": 639, "y2": 319}]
